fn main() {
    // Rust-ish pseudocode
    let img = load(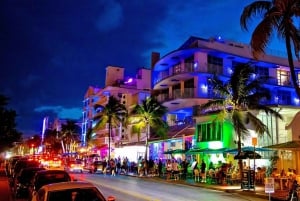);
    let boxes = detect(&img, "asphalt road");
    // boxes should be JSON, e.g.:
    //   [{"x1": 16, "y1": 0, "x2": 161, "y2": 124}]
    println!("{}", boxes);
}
[{"x1": 71, "y1": 173, "x2": 269, "y2": 201}]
